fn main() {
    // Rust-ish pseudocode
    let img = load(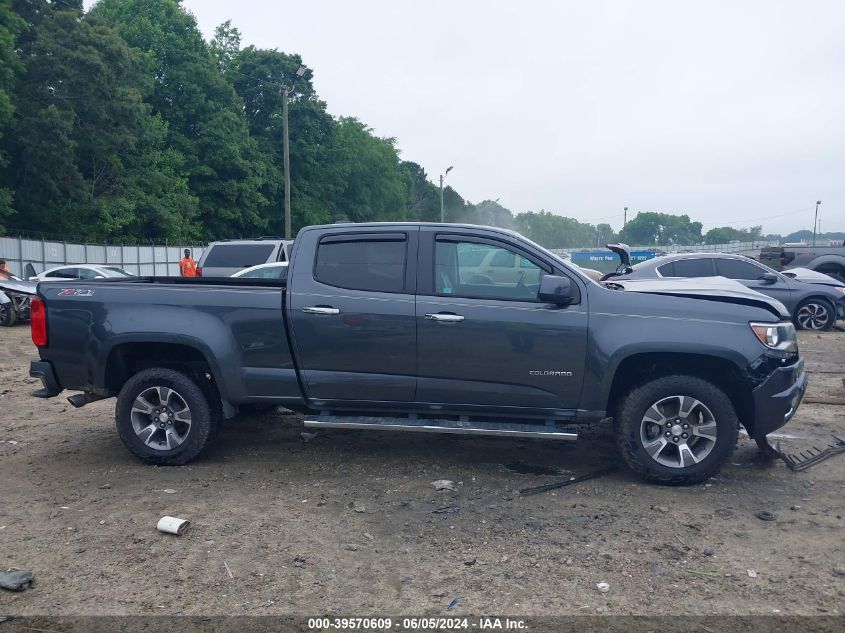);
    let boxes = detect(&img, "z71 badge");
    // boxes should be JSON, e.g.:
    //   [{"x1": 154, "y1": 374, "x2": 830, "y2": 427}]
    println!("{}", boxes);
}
[{"x1": 58, "y1": 288, "x2": 95, "y2": 297}]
